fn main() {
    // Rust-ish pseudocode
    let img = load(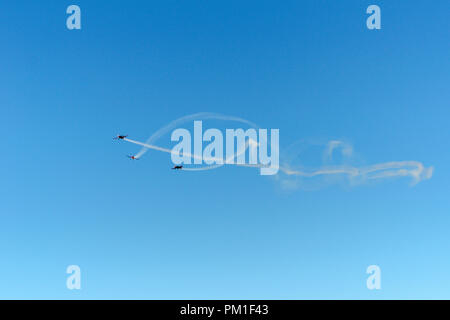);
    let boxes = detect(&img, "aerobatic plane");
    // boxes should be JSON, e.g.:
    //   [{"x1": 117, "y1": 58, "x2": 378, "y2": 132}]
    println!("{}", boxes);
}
[
  {"x1": 114, "y1": 135, "x2": 128, "y2": 140},
  {"x1": 172, "y1": 165, "x2": 183, "y2": 170},
  {"x1": 127, "y1": 155, "x2": 139, "y2": 160}
]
